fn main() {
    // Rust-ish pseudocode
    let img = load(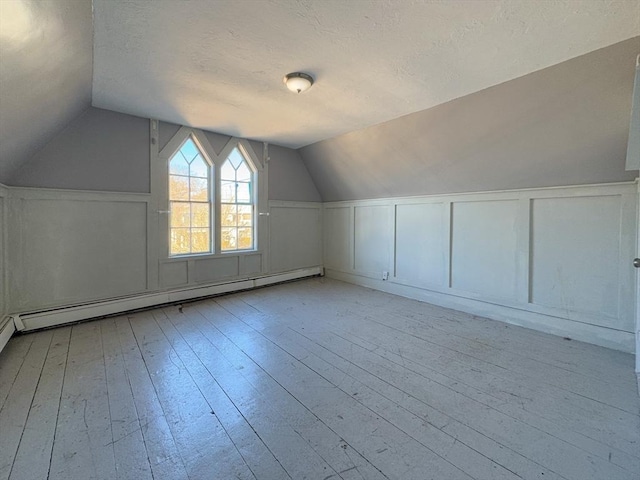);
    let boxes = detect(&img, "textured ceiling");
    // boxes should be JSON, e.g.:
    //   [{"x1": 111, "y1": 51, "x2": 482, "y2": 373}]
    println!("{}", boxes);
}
[
  {"x1": 0, "y1": 0, "x2": 93, "y2": 181},
  {"x1": 1, "y1": 0, "x2": 639, "y2": 182},
  {"x1": 93, "y1": 0, "x2": 640, "y2": 148}
]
